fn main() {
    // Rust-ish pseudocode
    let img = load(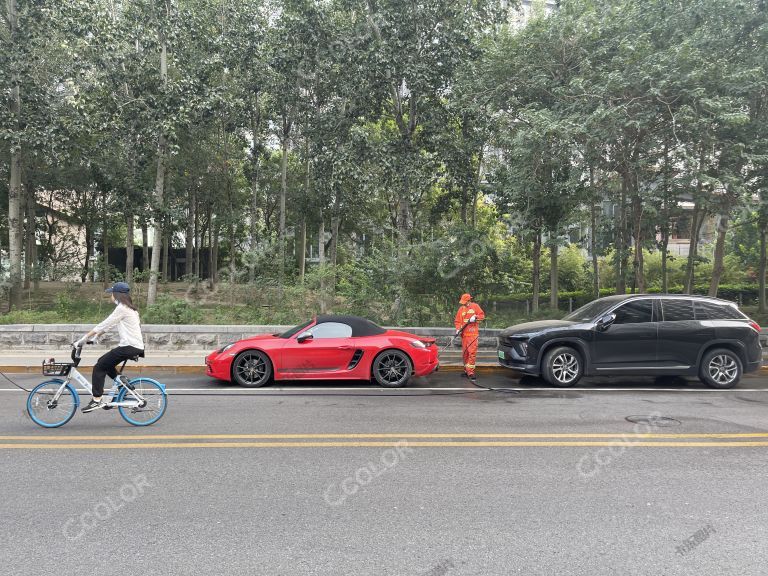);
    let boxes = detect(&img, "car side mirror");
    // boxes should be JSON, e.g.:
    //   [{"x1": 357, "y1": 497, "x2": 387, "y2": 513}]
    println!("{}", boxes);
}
[
  {"x1": 597, "y1": 313, "x2": 616, "y2": 331},
  {"x1": 297, "y1": 331, "x2": 313, "y2": 343}
]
